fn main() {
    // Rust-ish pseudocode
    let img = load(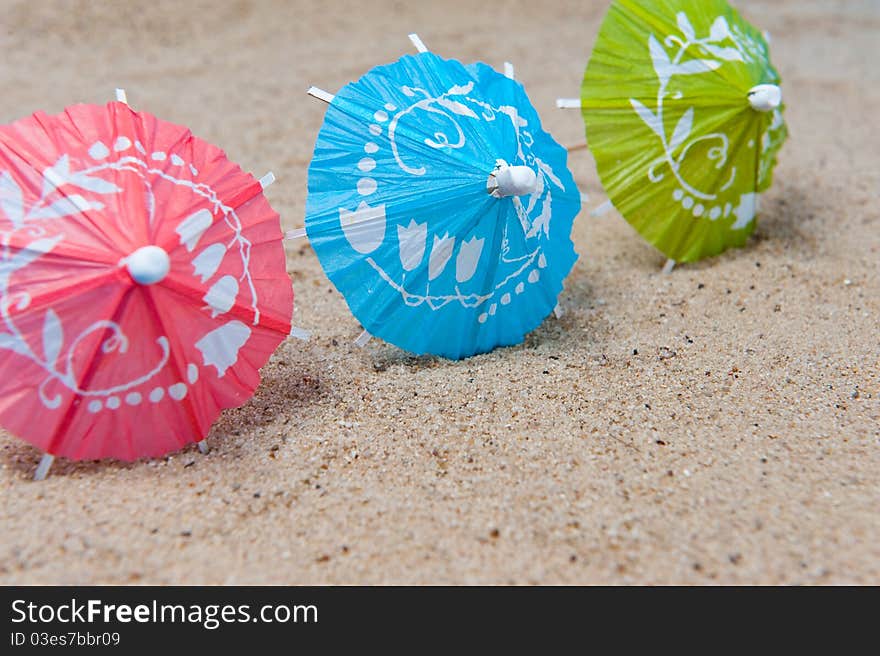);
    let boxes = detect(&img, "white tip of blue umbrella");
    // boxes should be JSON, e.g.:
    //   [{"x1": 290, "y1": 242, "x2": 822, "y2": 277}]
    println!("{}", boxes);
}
[
  {"x1": 286, "y1": 227, "x2": 308, "y2": 240},
  {"x1": 115, "y1": 88, "x2": 128, "y2": 105},
  {"x1": 504, "y1": 62, "x2": 515, "y2": 79},
  {"x1": 556, "y1": 98, "x2": 581, "y2": 109},
  {"x1": 748, "y1": 84, "x2": 782, "y2": 112},
  {"x1": 354, "y1": 330, "x2": 372, "y2": 347},
  {"x1": 307, "y1": 86, "x2": 335, "y2": 103},
  {"x1": 408, "y1": 33, "x2": 428, "y2": 53},
  {"x1": 259, "y1": 171, "x2": 276, "y2": 189},
  {"x1": 488, "y1": 164, "x2": 538, "y2": 198},
  {"x1": 553, "y1": 304, "x2": 564, "y2": 320}
]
